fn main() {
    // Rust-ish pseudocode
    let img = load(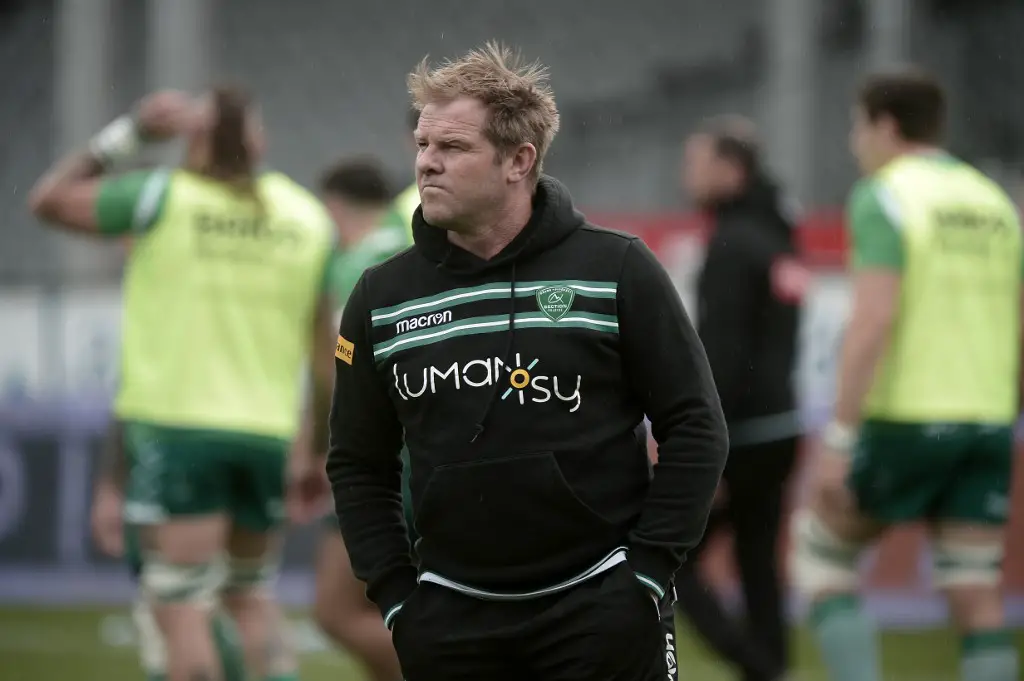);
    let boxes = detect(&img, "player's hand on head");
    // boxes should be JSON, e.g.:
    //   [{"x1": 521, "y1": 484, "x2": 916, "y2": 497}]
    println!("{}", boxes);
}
[
  {"x1": 90, "y1": 480, "x2": 124, "y2": 557},
  {"x1": 135, "y1": 90, "x2": 193, "y2": 141}
]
